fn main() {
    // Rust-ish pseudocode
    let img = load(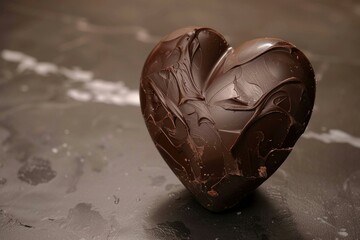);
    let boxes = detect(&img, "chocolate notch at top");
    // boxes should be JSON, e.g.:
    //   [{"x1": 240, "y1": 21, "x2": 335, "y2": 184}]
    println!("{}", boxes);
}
[{"x1": 140, "y1": 27, "x2": 316, "y2": 212}]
